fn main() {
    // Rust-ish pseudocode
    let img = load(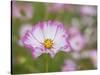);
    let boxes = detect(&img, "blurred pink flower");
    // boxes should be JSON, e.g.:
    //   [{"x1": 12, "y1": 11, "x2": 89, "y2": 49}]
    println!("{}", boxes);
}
[
  {"x1": 64, "y1": 4, "x2": 75, "y2": 12},
  {"x1": 80, "y1": 6, "x2": 96, "y2": 16},
  {"x1": 62, "y1": 59, "x2": 77, "y2": 71},
  {"x1": 18, "y1": 24, "x2": 32, "y2": 46},
  {"x1": 68, "y1": 27, "x2": 86, "y2": 51},
  {"x1": 80, "y1": 49, "x2": 97, "y2": 67},
  {"x1": 21, "y1": 21, "x2": 70, "y2": 58},
  {"x1": 12, "y1": 1, "x2": 33, "y2": 20},
  {"x1": 19, "y1": 24, "x2": 32, "y2": 38},
  {"x1": 68, "y1": 27, "x2": 80, "y2": 37},
  {"x1": 48, "y1": 3, "x2": 64, "y2": 12},
  {"x1": 89, "y1": 50, "x2": 97, "y2": 67},
  {"x1": 48, "y1": 4, "x2": 75, "y2": 13}
]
